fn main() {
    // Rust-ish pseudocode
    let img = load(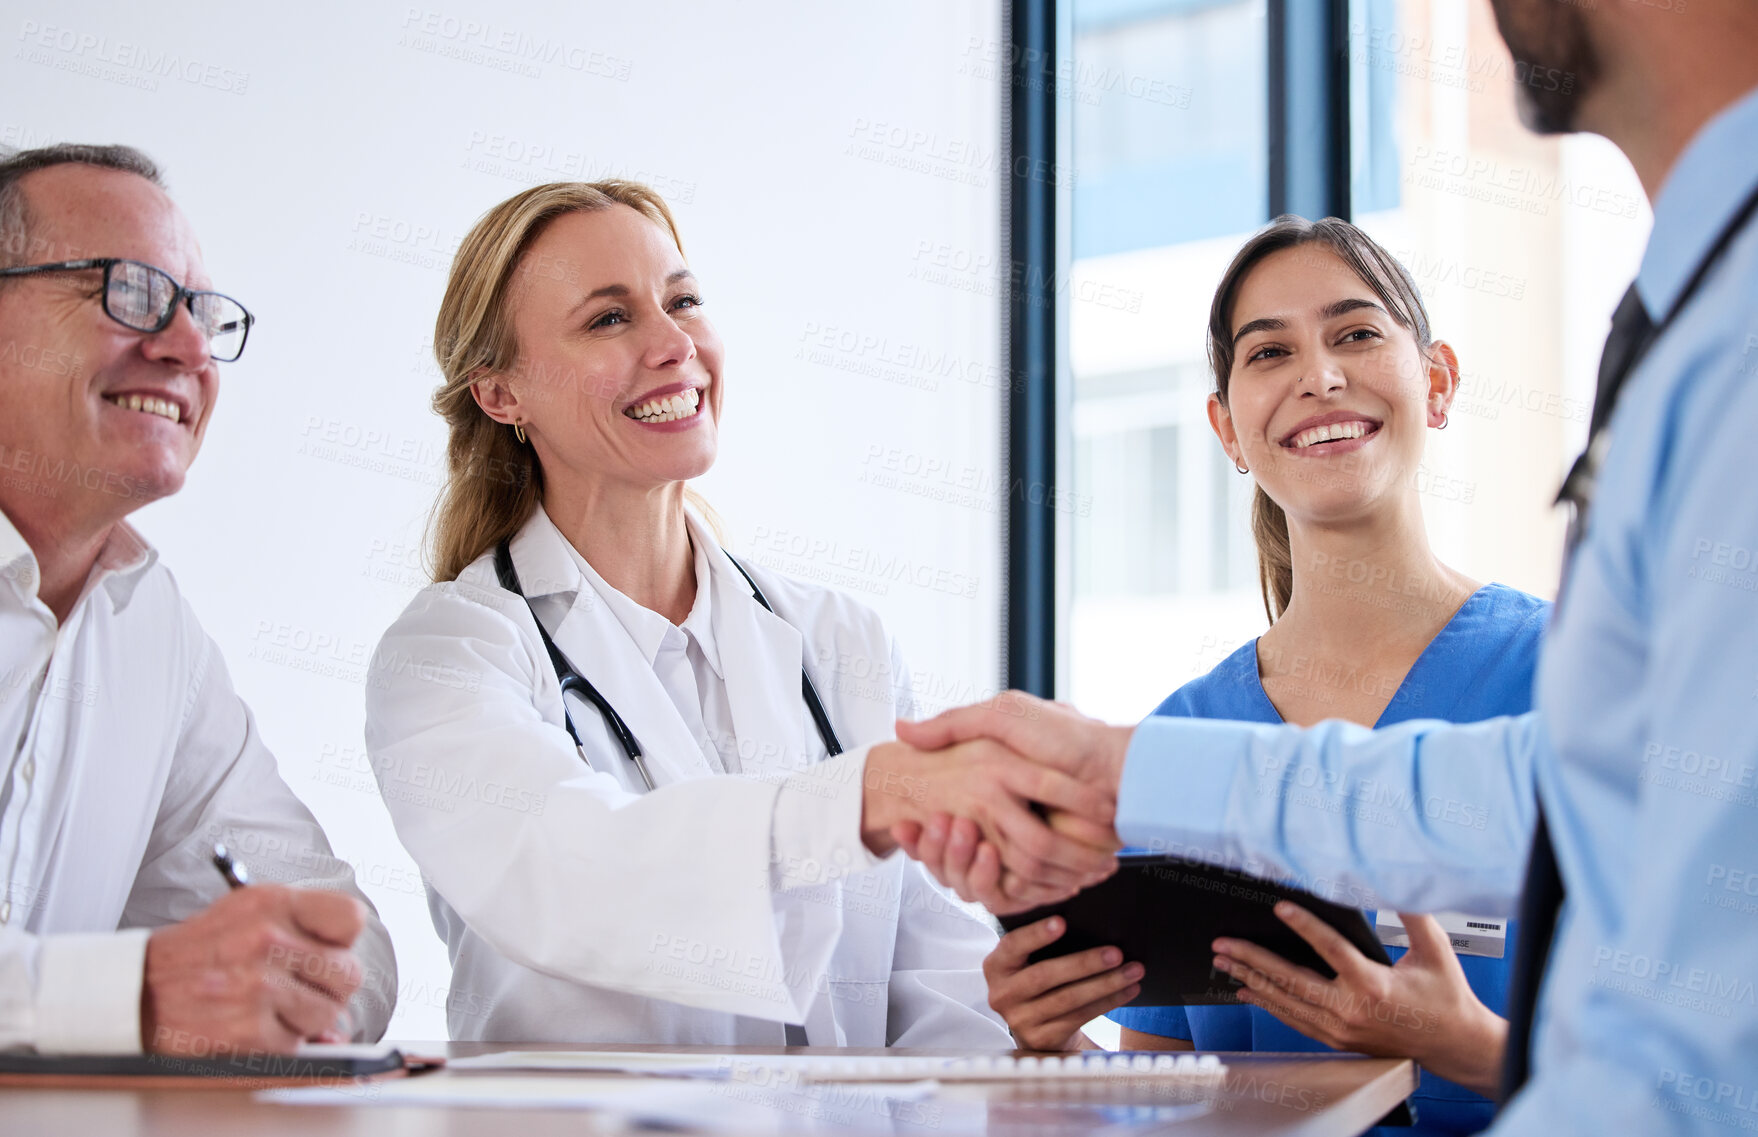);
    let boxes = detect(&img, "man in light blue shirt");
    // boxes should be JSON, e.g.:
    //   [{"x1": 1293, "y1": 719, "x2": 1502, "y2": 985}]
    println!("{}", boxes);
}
[{"x1": 901, "y1": 3, "x2": 1758, "y2": 1132}]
